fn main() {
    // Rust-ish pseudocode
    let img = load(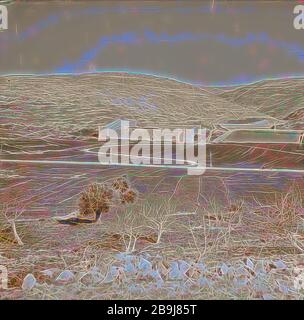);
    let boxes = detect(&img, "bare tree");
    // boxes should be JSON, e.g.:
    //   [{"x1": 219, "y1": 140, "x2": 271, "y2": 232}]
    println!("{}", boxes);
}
[
  {"x1": 0, "y1": 203, "x2": 24, "y2": 246},
  {"x1": 141, "y1": 199, "x2": 177, "y2": 244}
]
